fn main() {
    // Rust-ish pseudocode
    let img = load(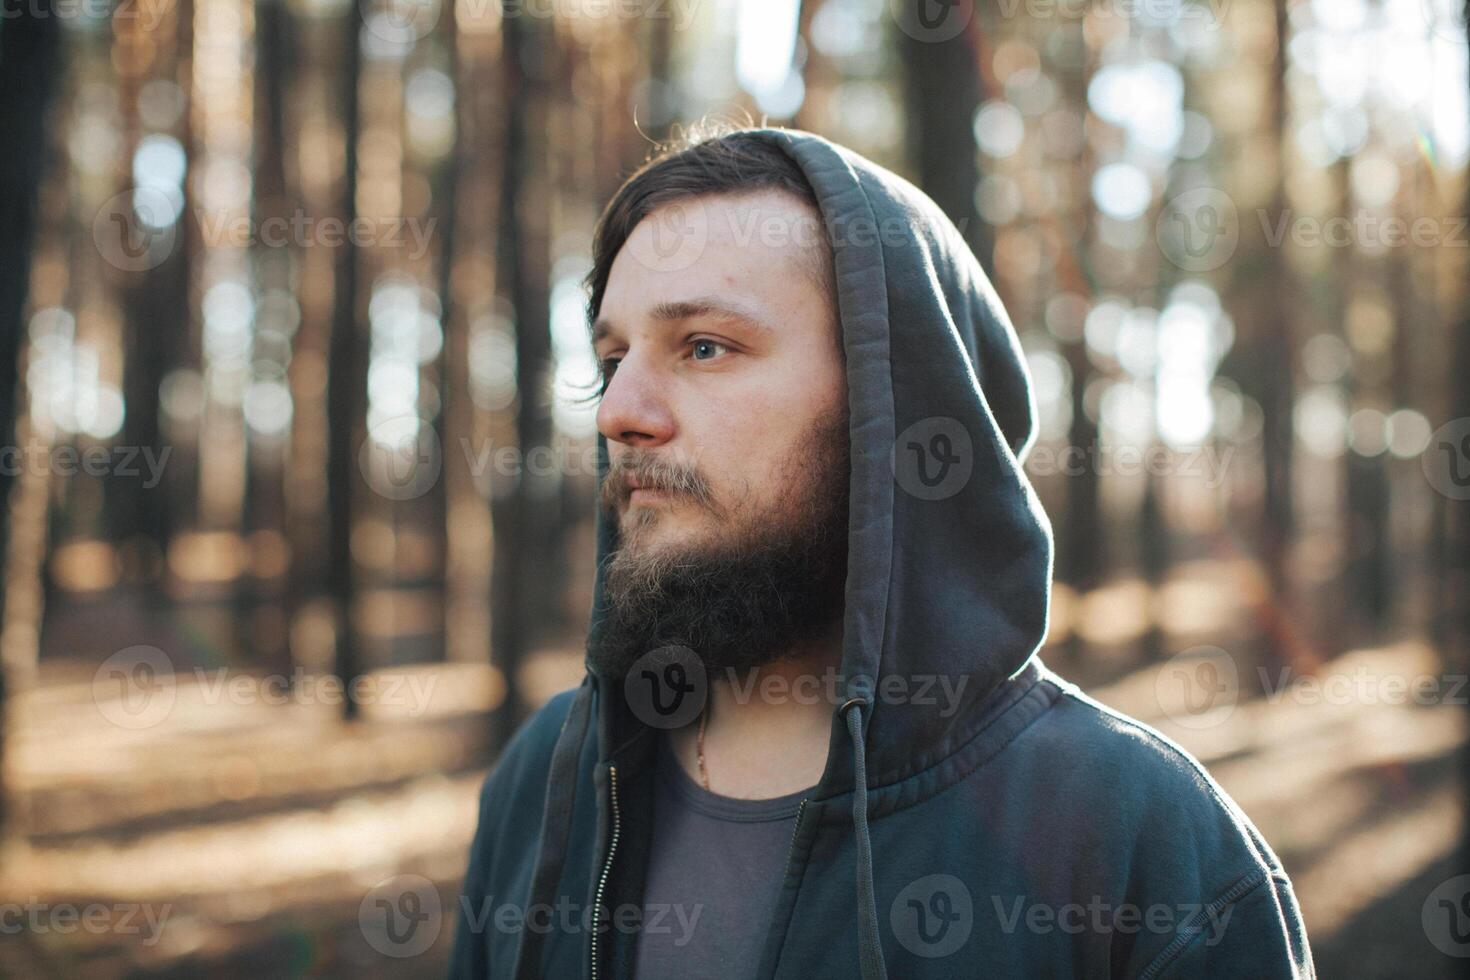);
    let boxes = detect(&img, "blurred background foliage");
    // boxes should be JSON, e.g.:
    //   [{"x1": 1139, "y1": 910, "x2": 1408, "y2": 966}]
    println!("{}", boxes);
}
[{"x1": 0, "y1": 0, "x2": 1469, "y2": 975}]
